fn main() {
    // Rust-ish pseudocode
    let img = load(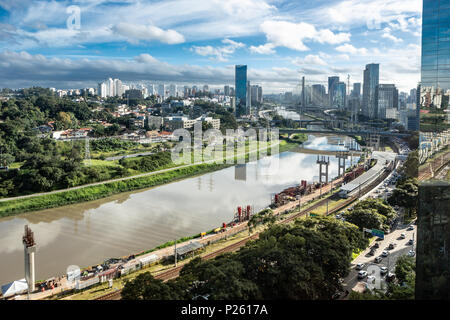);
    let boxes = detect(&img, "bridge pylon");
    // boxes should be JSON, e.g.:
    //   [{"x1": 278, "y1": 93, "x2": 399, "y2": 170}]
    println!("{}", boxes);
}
[
  {"x1": 336, "y1": 151, "x2": 349, "y2": 176},
  {"x1": 316, "y1": 155, "x2": 330, "y2": 184}
]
